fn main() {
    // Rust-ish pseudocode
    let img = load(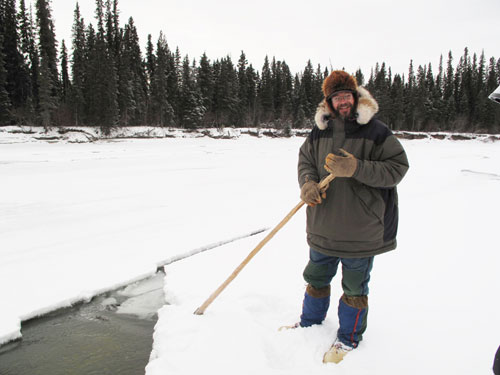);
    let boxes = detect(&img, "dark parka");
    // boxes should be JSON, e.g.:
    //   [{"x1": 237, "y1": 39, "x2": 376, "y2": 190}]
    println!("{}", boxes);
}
[{"x1": 298, "y1": 87, "x2": 409, "y2": 258}]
